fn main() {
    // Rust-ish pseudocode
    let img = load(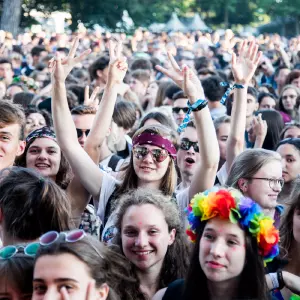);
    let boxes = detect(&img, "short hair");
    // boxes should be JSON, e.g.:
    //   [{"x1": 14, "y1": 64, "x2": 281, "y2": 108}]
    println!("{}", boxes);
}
[
  {"x1": 285, "y1": 70, "x2": 300, "y2": 85},
  {"x1": 0, "y1": 58, "x2": 12, "y2": 69},
  {"x1": 31, "y1": 46, "x2": 46, "y2": 57},
  {"x1": 113, "y1": 100, "x2": 136, "y2": 130},
  {"x1": 130, "y1": 58, "x2": 152, "y2": 72},
  {"x1": 194, "y1": 56, "x2": 210, "y2": 71},
  {"x1": 165, "y1": 83, "x2": 181, "y2": 101},
  {"x1": 88, "y1": 55, "x2": 110, "y2": 81},
  {"x1": 247, "y1": 86, "x2": 258, "y2": 100},
  {"x1": 13, "y1": 92, "x2": 35, "y2": 109},
  {"x1": 25, "y1": 107, "x2": 53, "y2": 127},
  {"x1": 71, "y1": 105, "x2": 97, "y2": 115},
  {"x1": 56, "y1": 47, "x2": 69, "y2": 55},
  {"x1": 202, "y1": 75, "x2": 227, "y2": 102},
  {"x1": 0, "y1": 100, "x2": 25, "y2": 140},
  {"x1": 0, "y1": 167, "x2": 72, "y2": 241},
  {"x1": 172, "y1": 90, "x2": 187, "y2": 101},
  {"x1": 131, "y1": 69, "x2": 151, "y2": 84},
  {"x1": 213, "y1": 115, "x2": 231, "y2": 133},
  {"x1": 258, "y1": 92, "x2": 278, "y2": 104}
]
